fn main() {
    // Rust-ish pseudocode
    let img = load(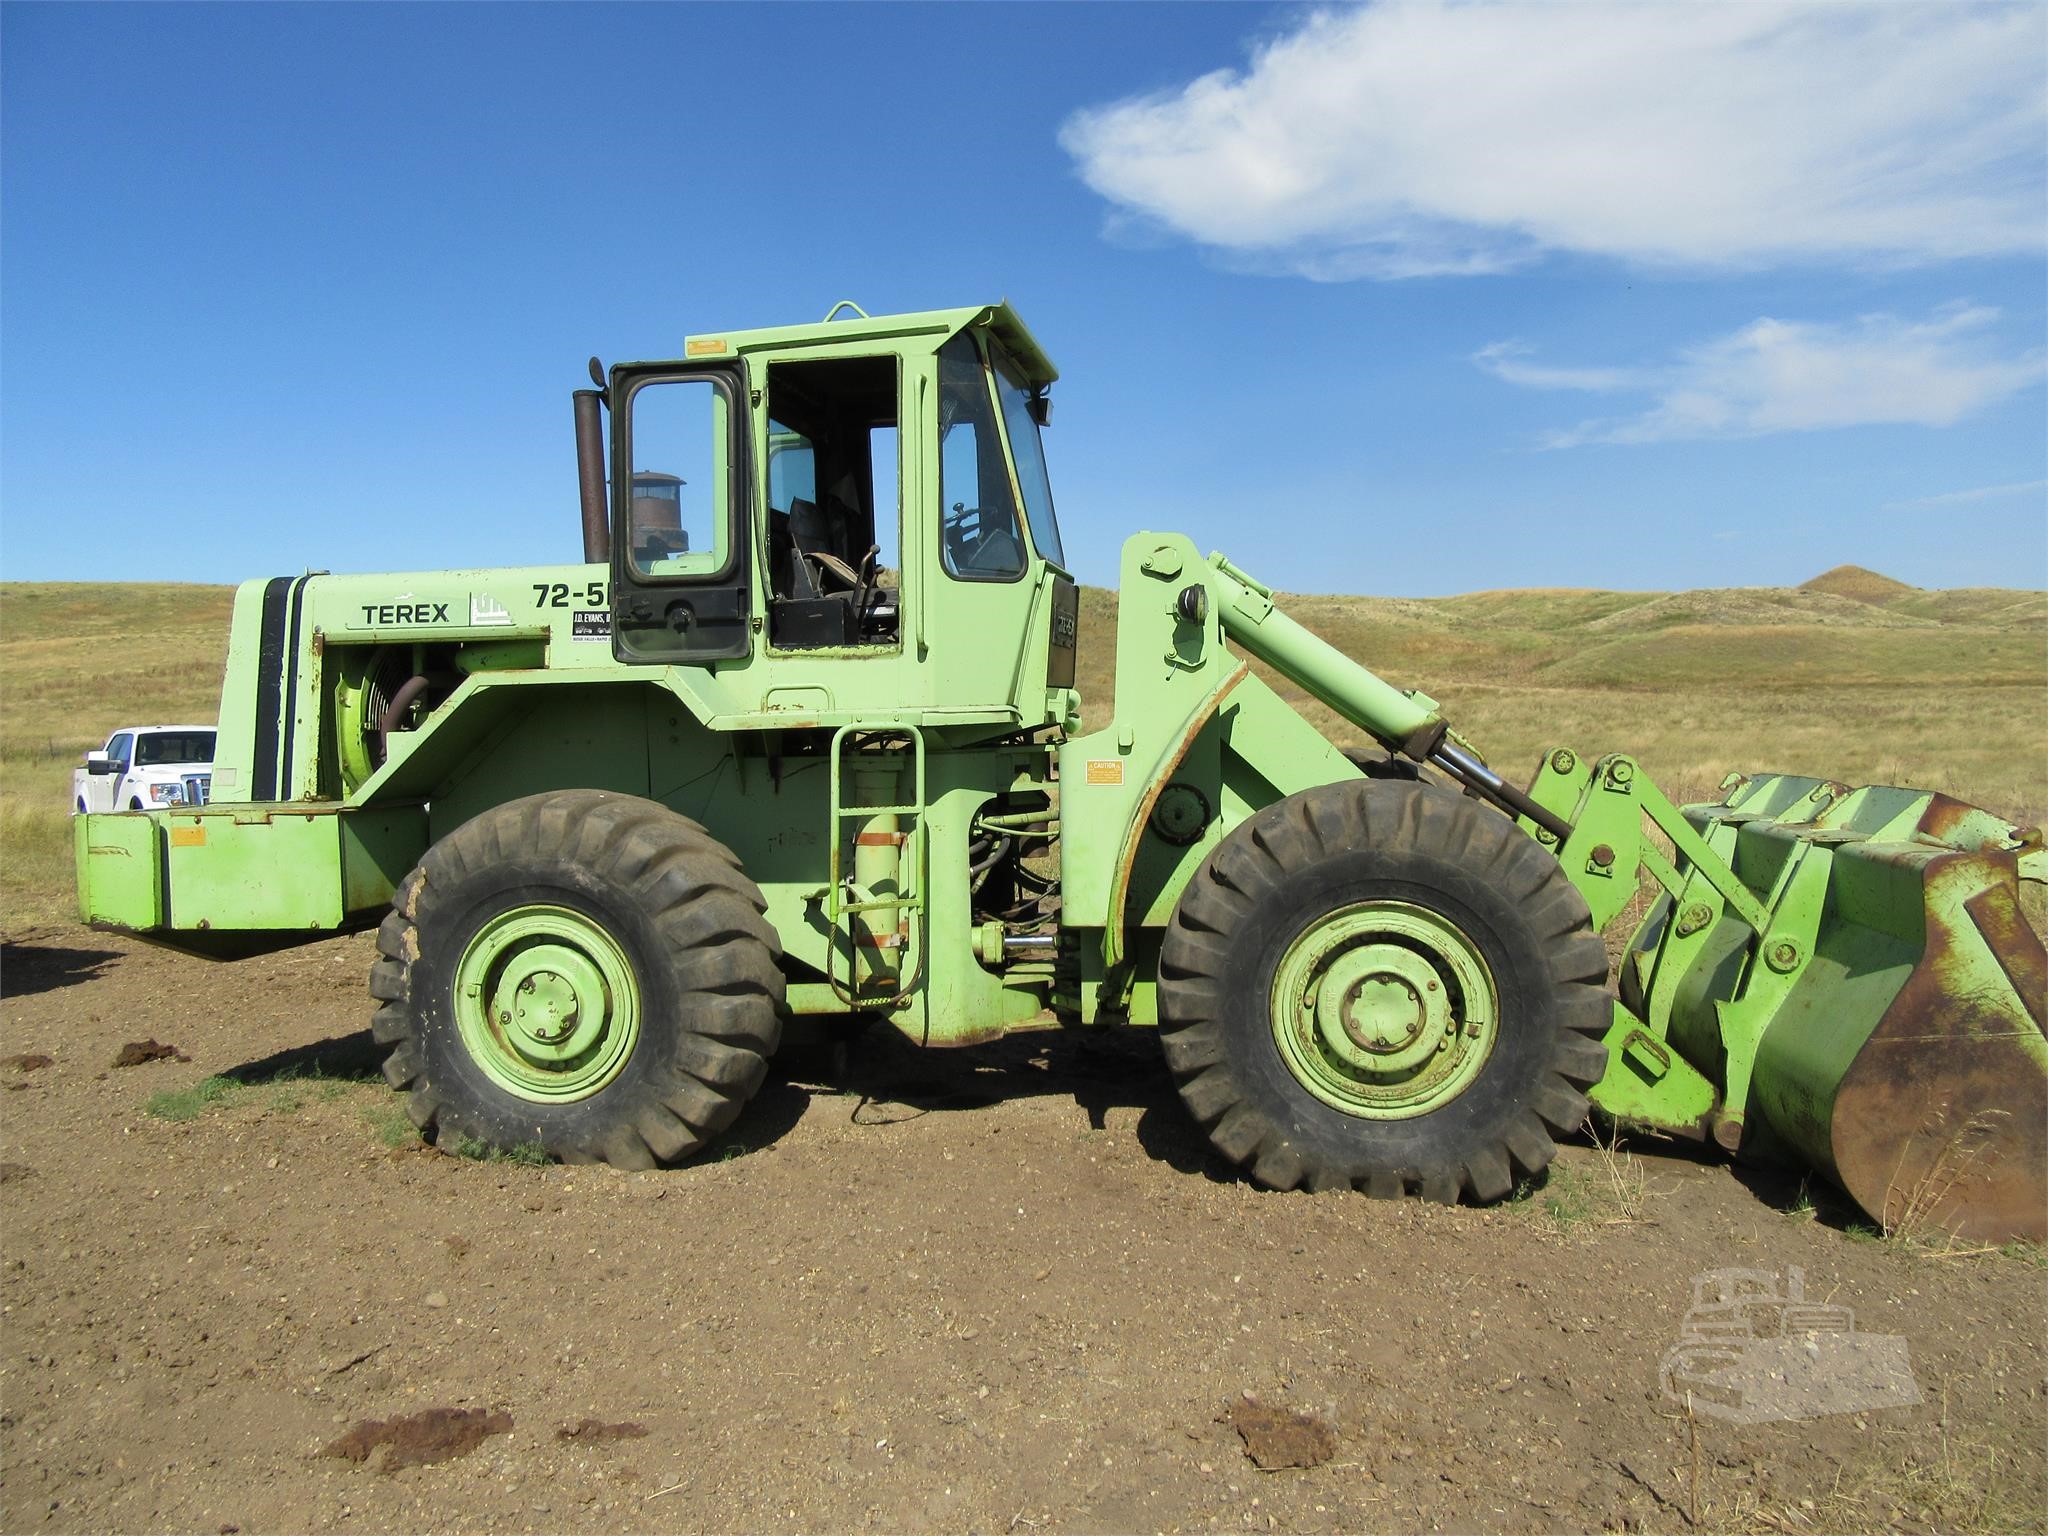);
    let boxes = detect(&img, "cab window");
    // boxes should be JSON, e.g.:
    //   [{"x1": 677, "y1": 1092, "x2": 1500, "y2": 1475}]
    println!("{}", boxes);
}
[
  {"x1": 134, "y1": 730, "x2": 216, "y2": 766},
  {"x1": 937, "y1": 333, "x2": 1026, "y2": 582},
  {"x1": 625, "y1": 377, "x2": 730, "y2": 578},
  {"x1": 990, "y1": 342, "x2": 1065, "y2": 570}
]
